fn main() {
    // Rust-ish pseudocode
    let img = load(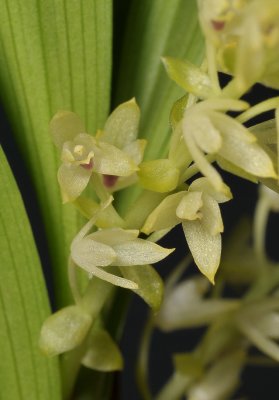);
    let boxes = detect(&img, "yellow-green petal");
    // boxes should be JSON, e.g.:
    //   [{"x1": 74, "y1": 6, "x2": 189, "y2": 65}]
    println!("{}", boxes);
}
[
  {"x1": 201, "y1": 194, "x2": 224, "y2": 235},
  {"x1": 189, "y1": 177, "x2": 232, "y2": 203},
  {"x1": 57, "y1": 163, "x2": 92, "y2": 203},
  {"x1": 49, "y1": 111, "x2": 86, "y2": 149},
  {"x1": 82, "y1": 328, "x2": 123, "y2": 371},
  {"x1": 111, "y1": 239, "x2": 174, "y2": 266},
  {"x1": 182, "y1": 220, "x2": 221, "y2": 284},
  {"x1": 39, "y1": 305, "x2": 92, "y2": 357},
  {"x1": 90, "y1": 228, "x2": 139, "y2": 246},
  {"x1": 102, "y1": 98, "x2": 140, "y2": 149},
  {"x1": 119, "y1": 264, "x2": 163, "y2": 311},
  {"x1": 71, "y1": 236, "x2": 116, "y2": 272},
  {"x1": 138, "y1": 159, "x2": 180, "y2": 192},
  {"x1": 94, "y1": 142, "x2": 138, "y2": 176},
  {"x1": 142, "y1": 192, "x2": 186, "y2": 234},
  {"x1": 176, "y1": 192, "x2": 203, "y2": 220},
  {"x1": 162, "y1": 56, "x2": 214, "y2": 98},
  {"x1": 219, "y1": 130, "x2": 277, "y2": 178}
]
